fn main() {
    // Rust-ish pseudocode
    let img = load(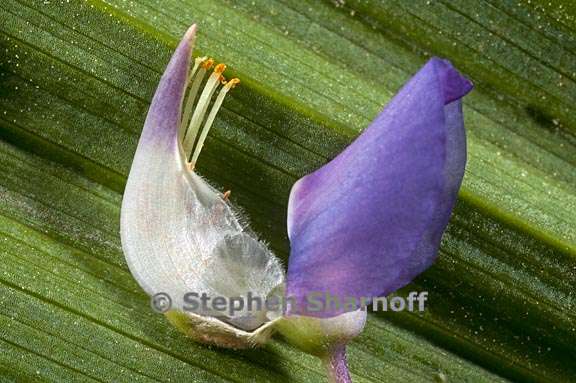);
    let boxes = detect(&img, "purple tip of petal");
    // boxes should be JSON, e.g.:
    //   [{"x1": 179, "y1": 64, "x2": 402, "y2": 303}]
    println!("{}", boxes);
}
[
  {"x1": 140, "y1": 24, "x2": 196, "y2": 148},
  {"x1": 286, "y1": 58, "x2": 473, "y2": 317},
  {"x1": 431, "y1": 57, "x2": 474, "y2": 104}
]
